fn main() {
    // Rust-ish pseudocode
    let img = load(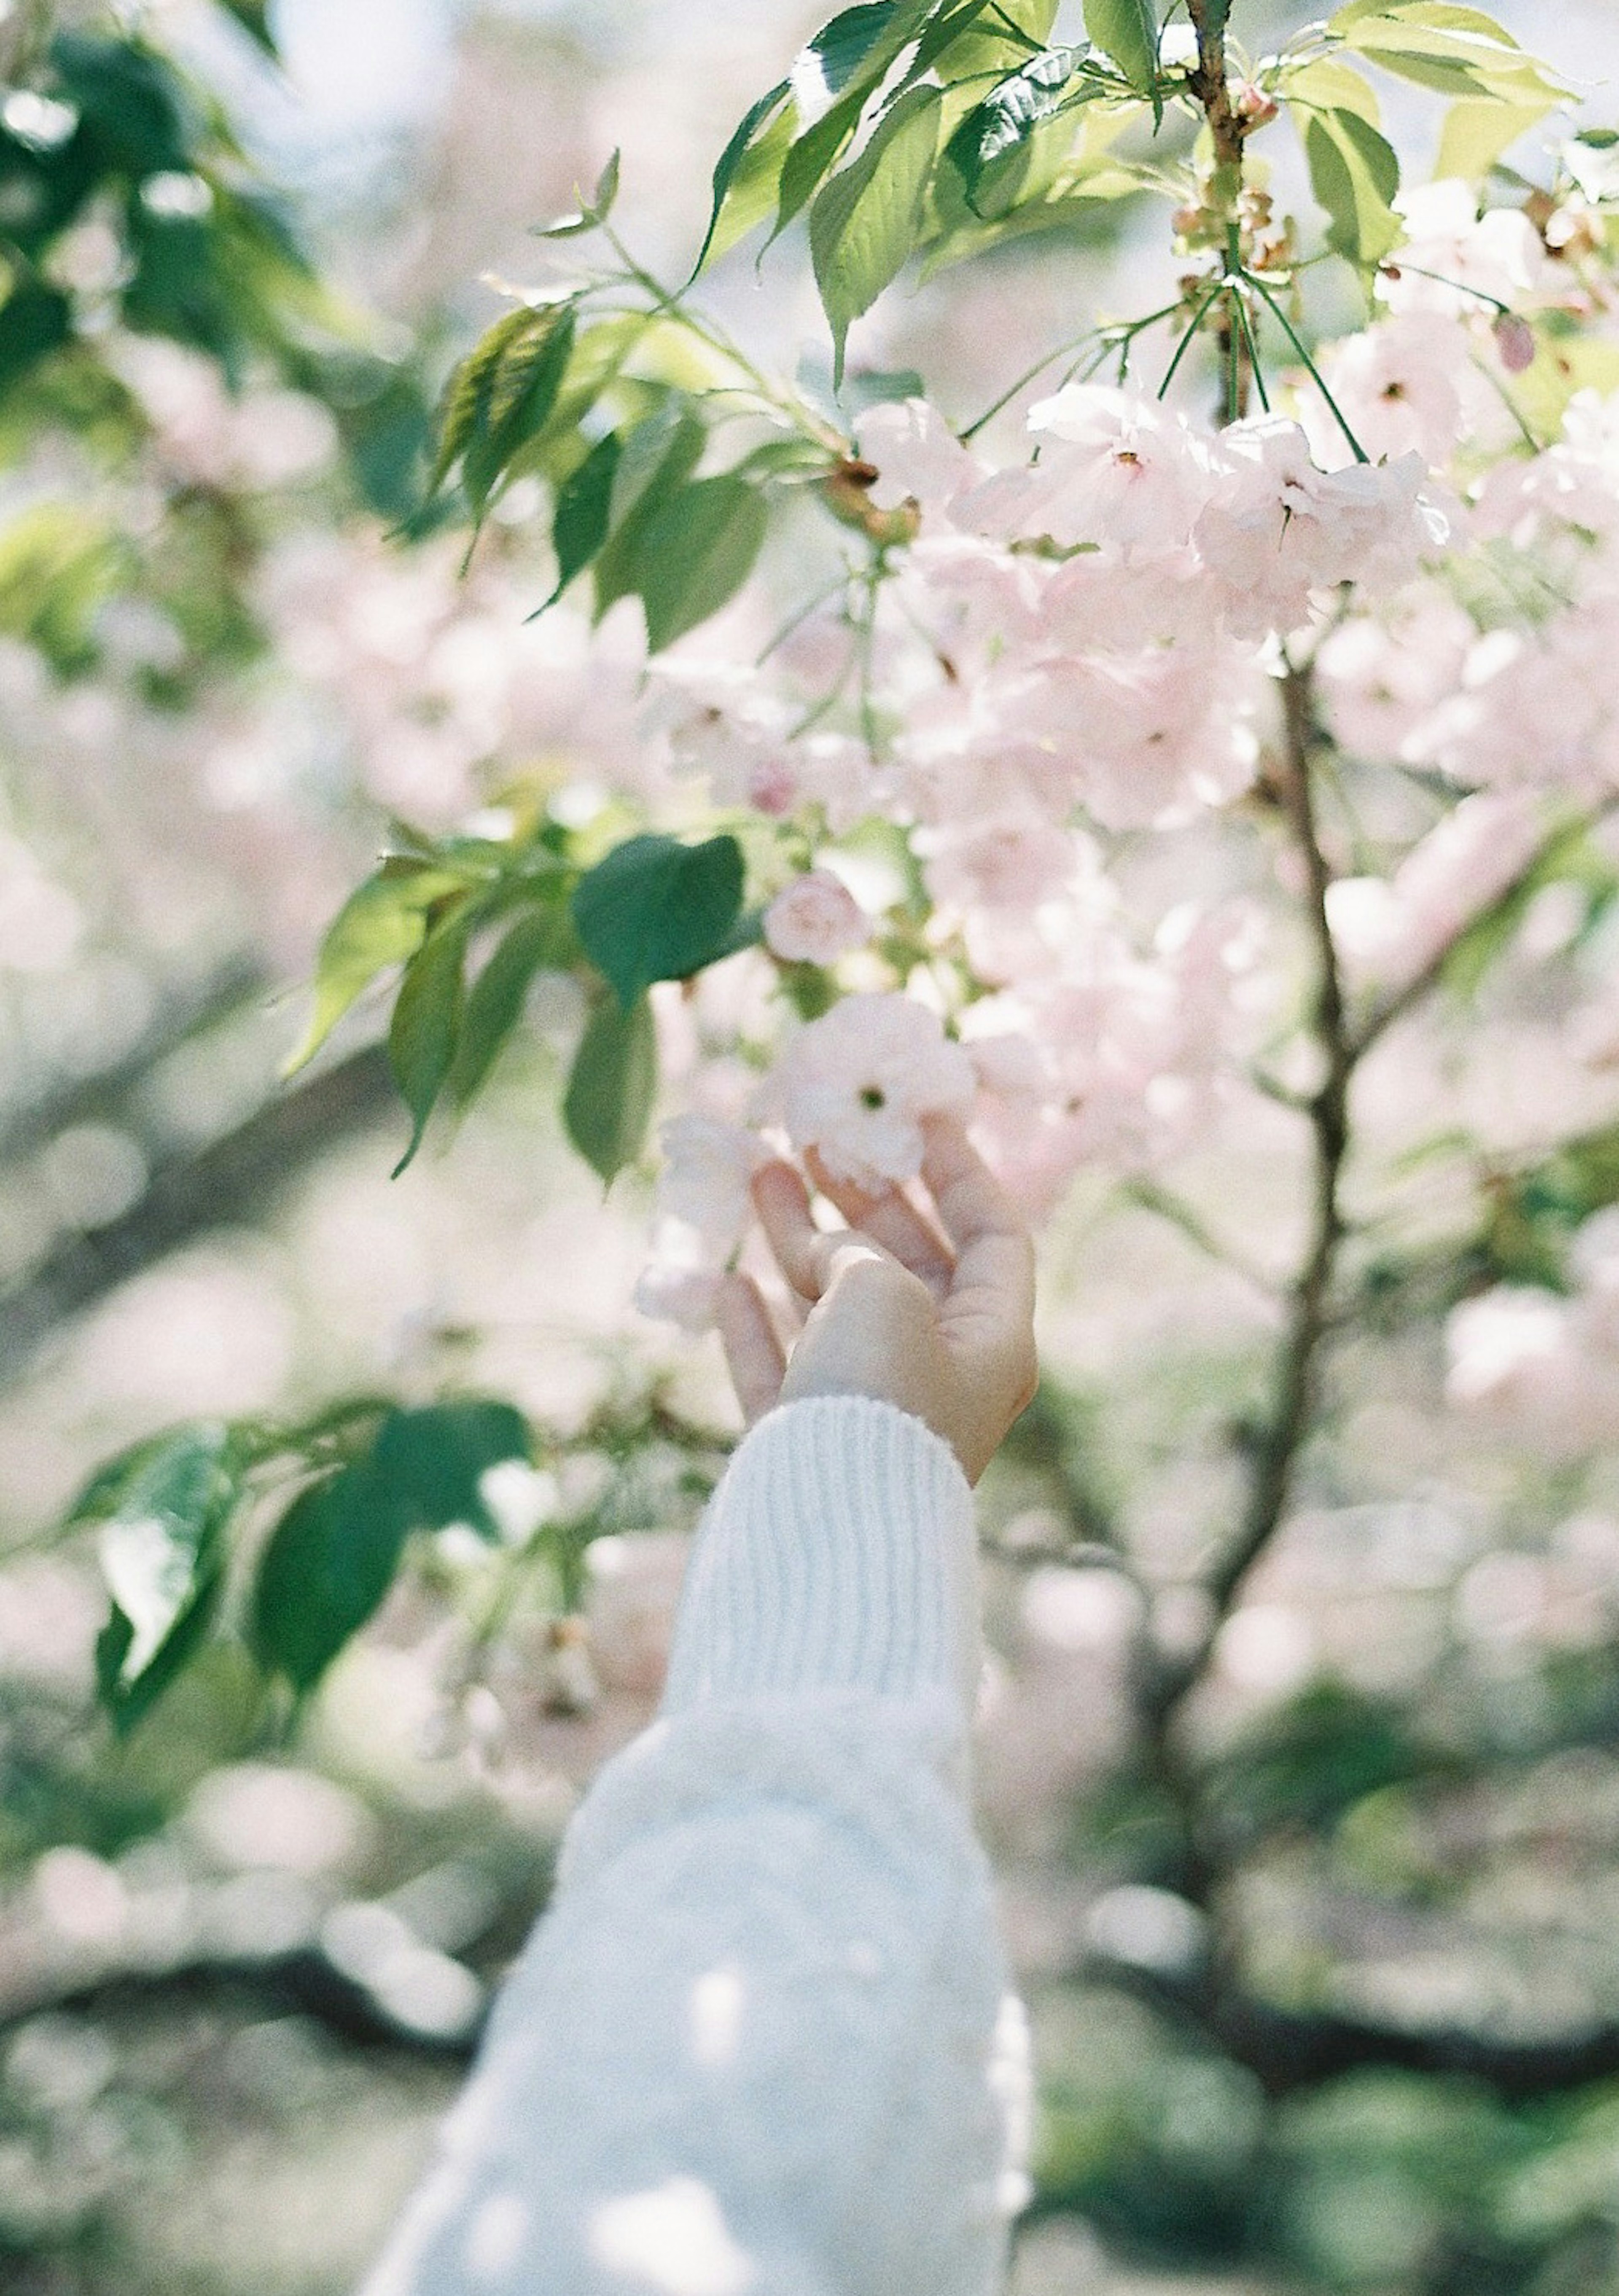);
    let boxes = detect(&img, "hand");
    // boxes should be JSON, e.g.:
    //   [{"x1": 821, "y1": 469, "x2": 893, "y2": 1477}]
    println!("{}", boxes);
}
[{"x1": 715, "y1": 1113, "x2": 1038, "y2": 1484}]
